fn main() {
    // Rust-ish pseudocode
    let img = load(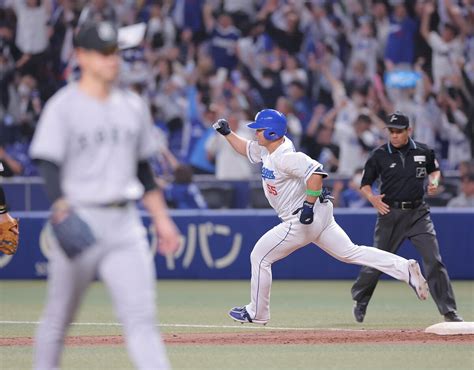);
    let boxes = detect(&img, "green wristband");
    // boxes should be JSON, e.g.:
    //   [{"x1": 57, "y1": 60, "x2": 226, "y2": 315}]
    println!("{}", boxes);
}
[{"x1": 306, "y1": 189, "x2": 322, "y2": 197}]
